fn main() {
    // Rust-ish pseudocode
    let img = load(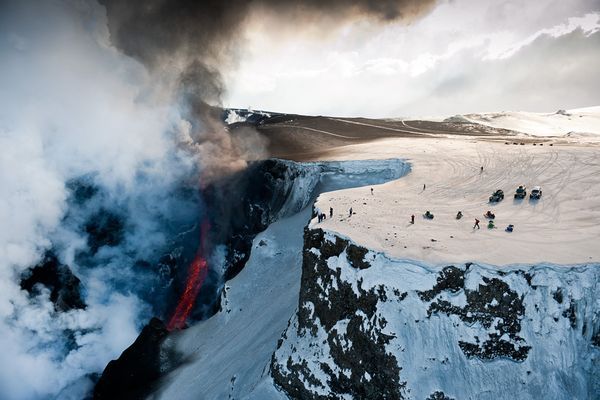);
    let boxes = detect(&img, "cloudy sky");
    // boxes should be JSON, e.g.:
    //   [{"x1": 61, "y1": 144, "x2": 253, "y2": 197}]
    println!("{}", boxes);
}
[{"x1": 224, "y1": 0, "x2": 600, "y2": 117}]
